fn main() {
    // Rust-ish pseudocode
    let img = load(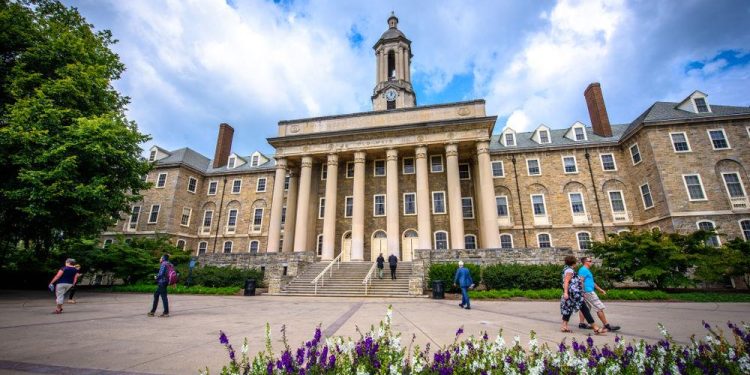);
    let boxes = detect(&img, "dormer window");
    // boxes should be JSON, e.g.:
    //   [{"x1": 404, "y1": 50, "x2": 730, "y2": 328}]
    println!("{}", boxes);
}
[
  {"x1": 539, "y1": 130, "x2": 550, "y2": 144},
  {"x1": 694, "y1": 97, "x2": 709, "y2": 113},
  {"x1": 504, "y1": 133, "x2": 516, "y2": 146},
  {"x1": 251, "y1": 155, "x2": 259, "y2": 167},
  {"x1": 149, "y1": 150, "x2": 157, "y2": 162},
  {"x1": 574, "y1": 127, "x2": 586, "y2": 141},
  {"x1": 227, "y1": 156, "x2": 236, "y2": 169}
]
